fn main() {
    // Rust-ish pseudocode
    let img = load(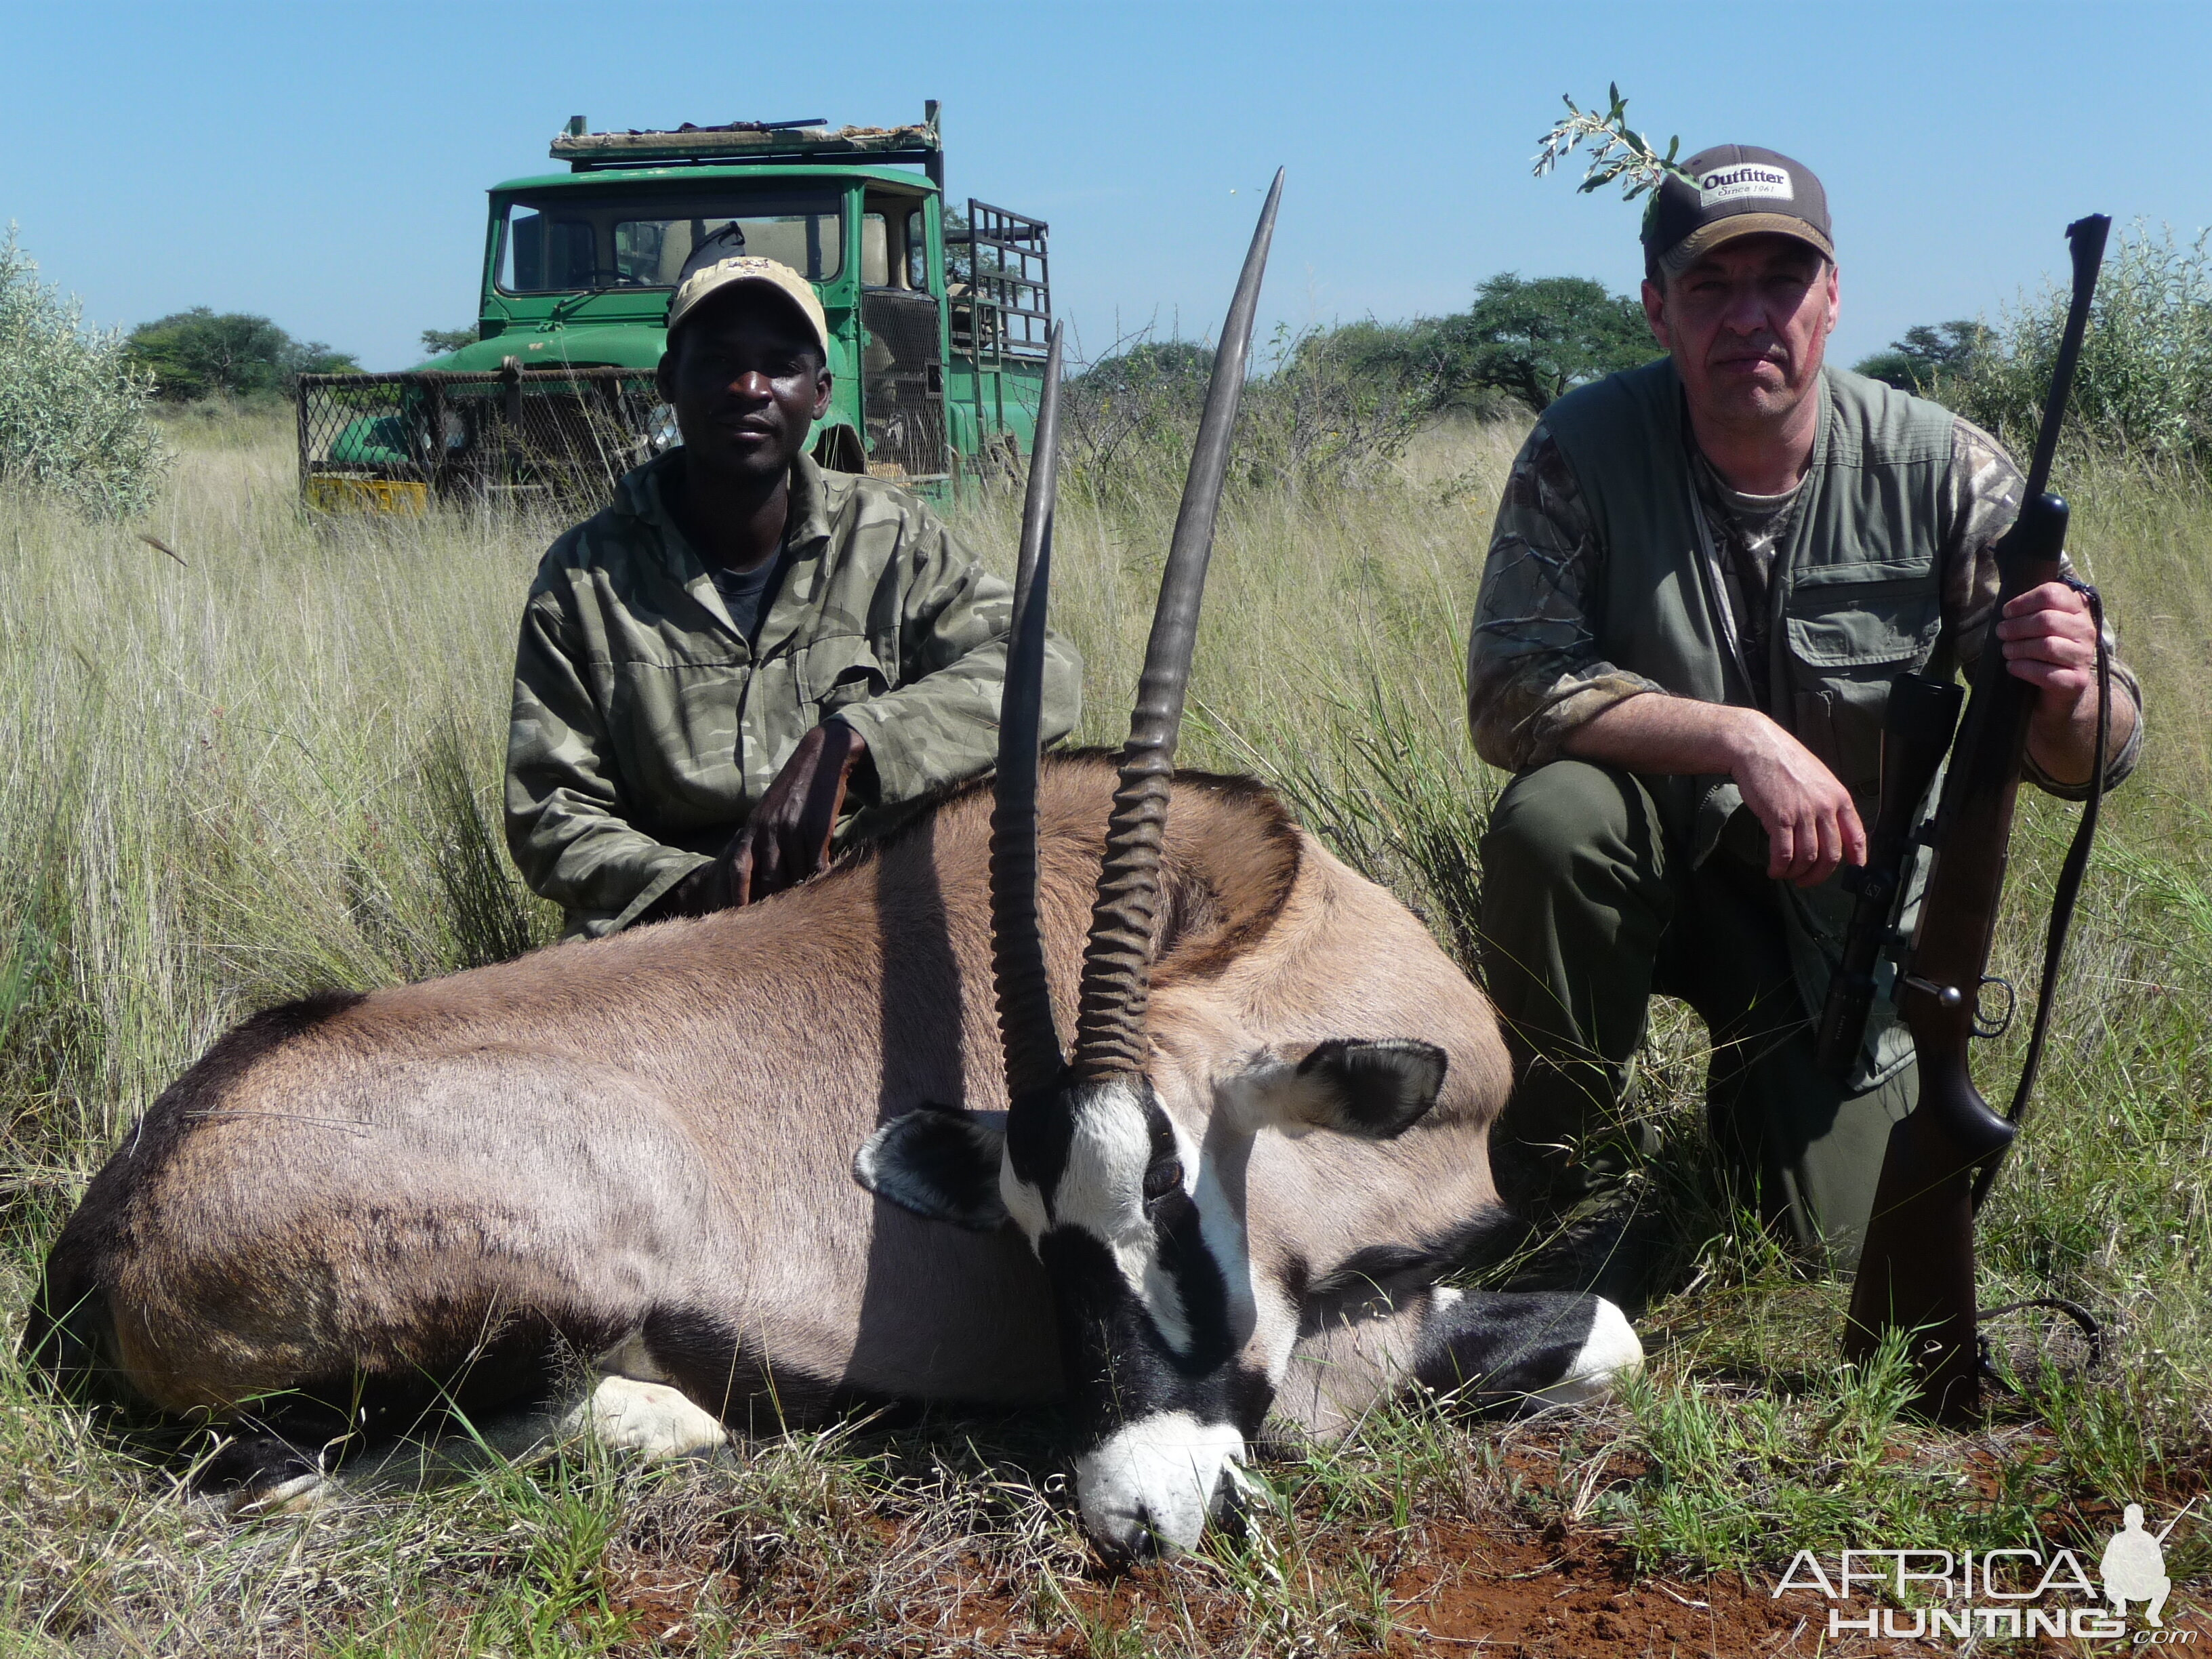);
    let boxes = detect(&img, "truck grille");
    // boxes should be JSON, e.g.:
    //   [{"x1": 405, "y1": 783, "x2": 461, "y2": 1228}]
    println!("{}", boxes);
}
[
  {"x1": 296, "y1": 366, "x2": 663, "y2": 513},
  {"x1": 860, "y1": 292, "x2": 947, "y2": 480}
]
